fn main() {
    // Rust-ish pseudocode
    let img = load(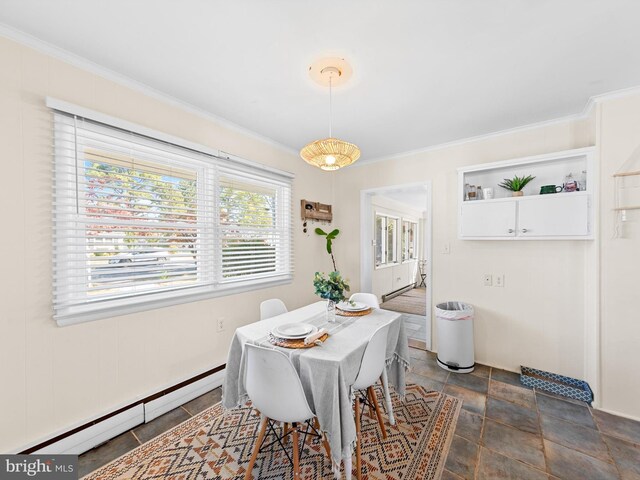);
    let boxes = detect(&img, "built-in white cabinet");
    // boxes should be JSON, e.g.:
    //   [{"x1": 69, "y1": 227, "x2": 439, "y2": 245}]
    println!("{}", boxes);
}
[{"x1": 458, "y1": 148, "x2": 595, "y2": 240}]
